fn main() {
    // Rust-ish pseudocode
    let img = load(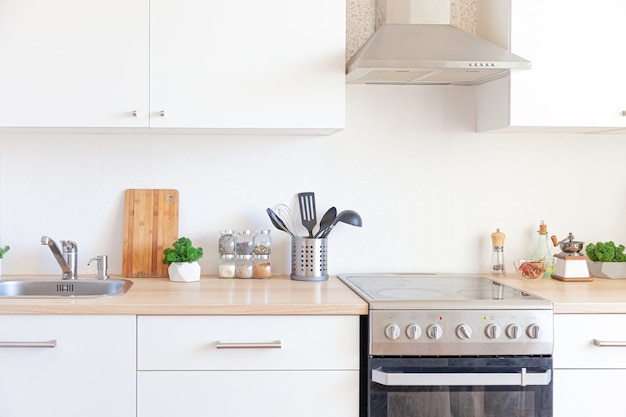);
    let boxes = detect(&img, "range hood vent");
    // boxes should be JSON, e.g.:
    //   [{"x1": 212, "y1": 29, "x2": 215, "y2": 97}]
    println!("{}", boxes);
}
[{"x1": 346, "y1": 0, "x2": 530, "y2": 86}]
